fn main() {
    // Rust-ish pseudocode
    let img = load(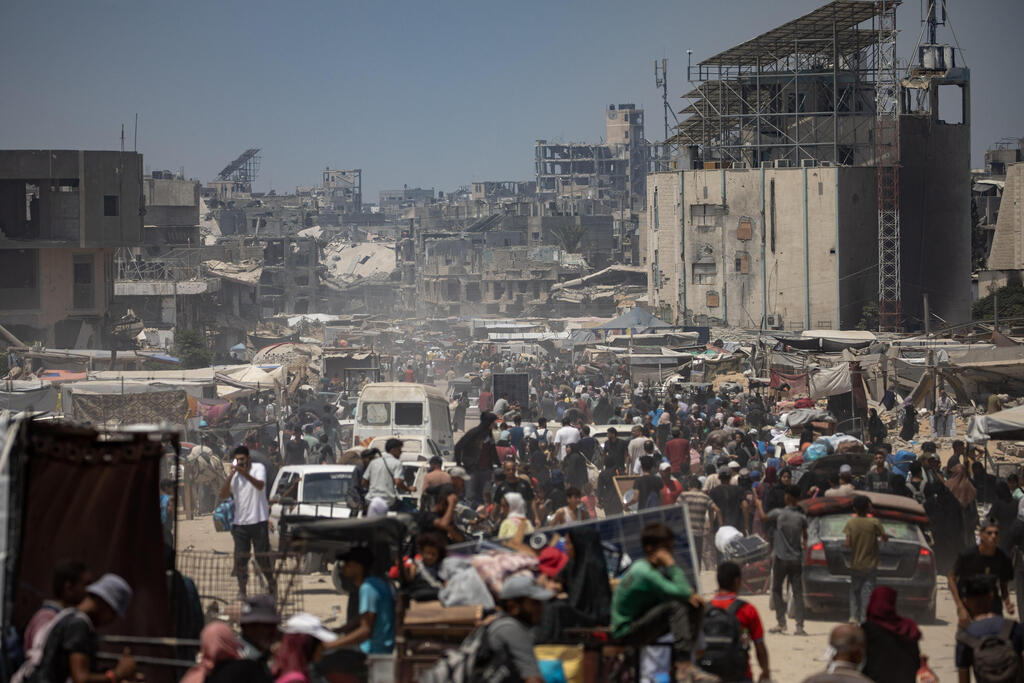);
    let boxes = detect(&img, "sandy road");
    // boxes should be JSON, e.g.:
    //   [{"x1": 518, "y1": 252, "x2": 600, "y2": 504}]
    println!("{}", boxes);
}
[{"x1": 178, "y1": 515, "x2": 964, "y2": 681}]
